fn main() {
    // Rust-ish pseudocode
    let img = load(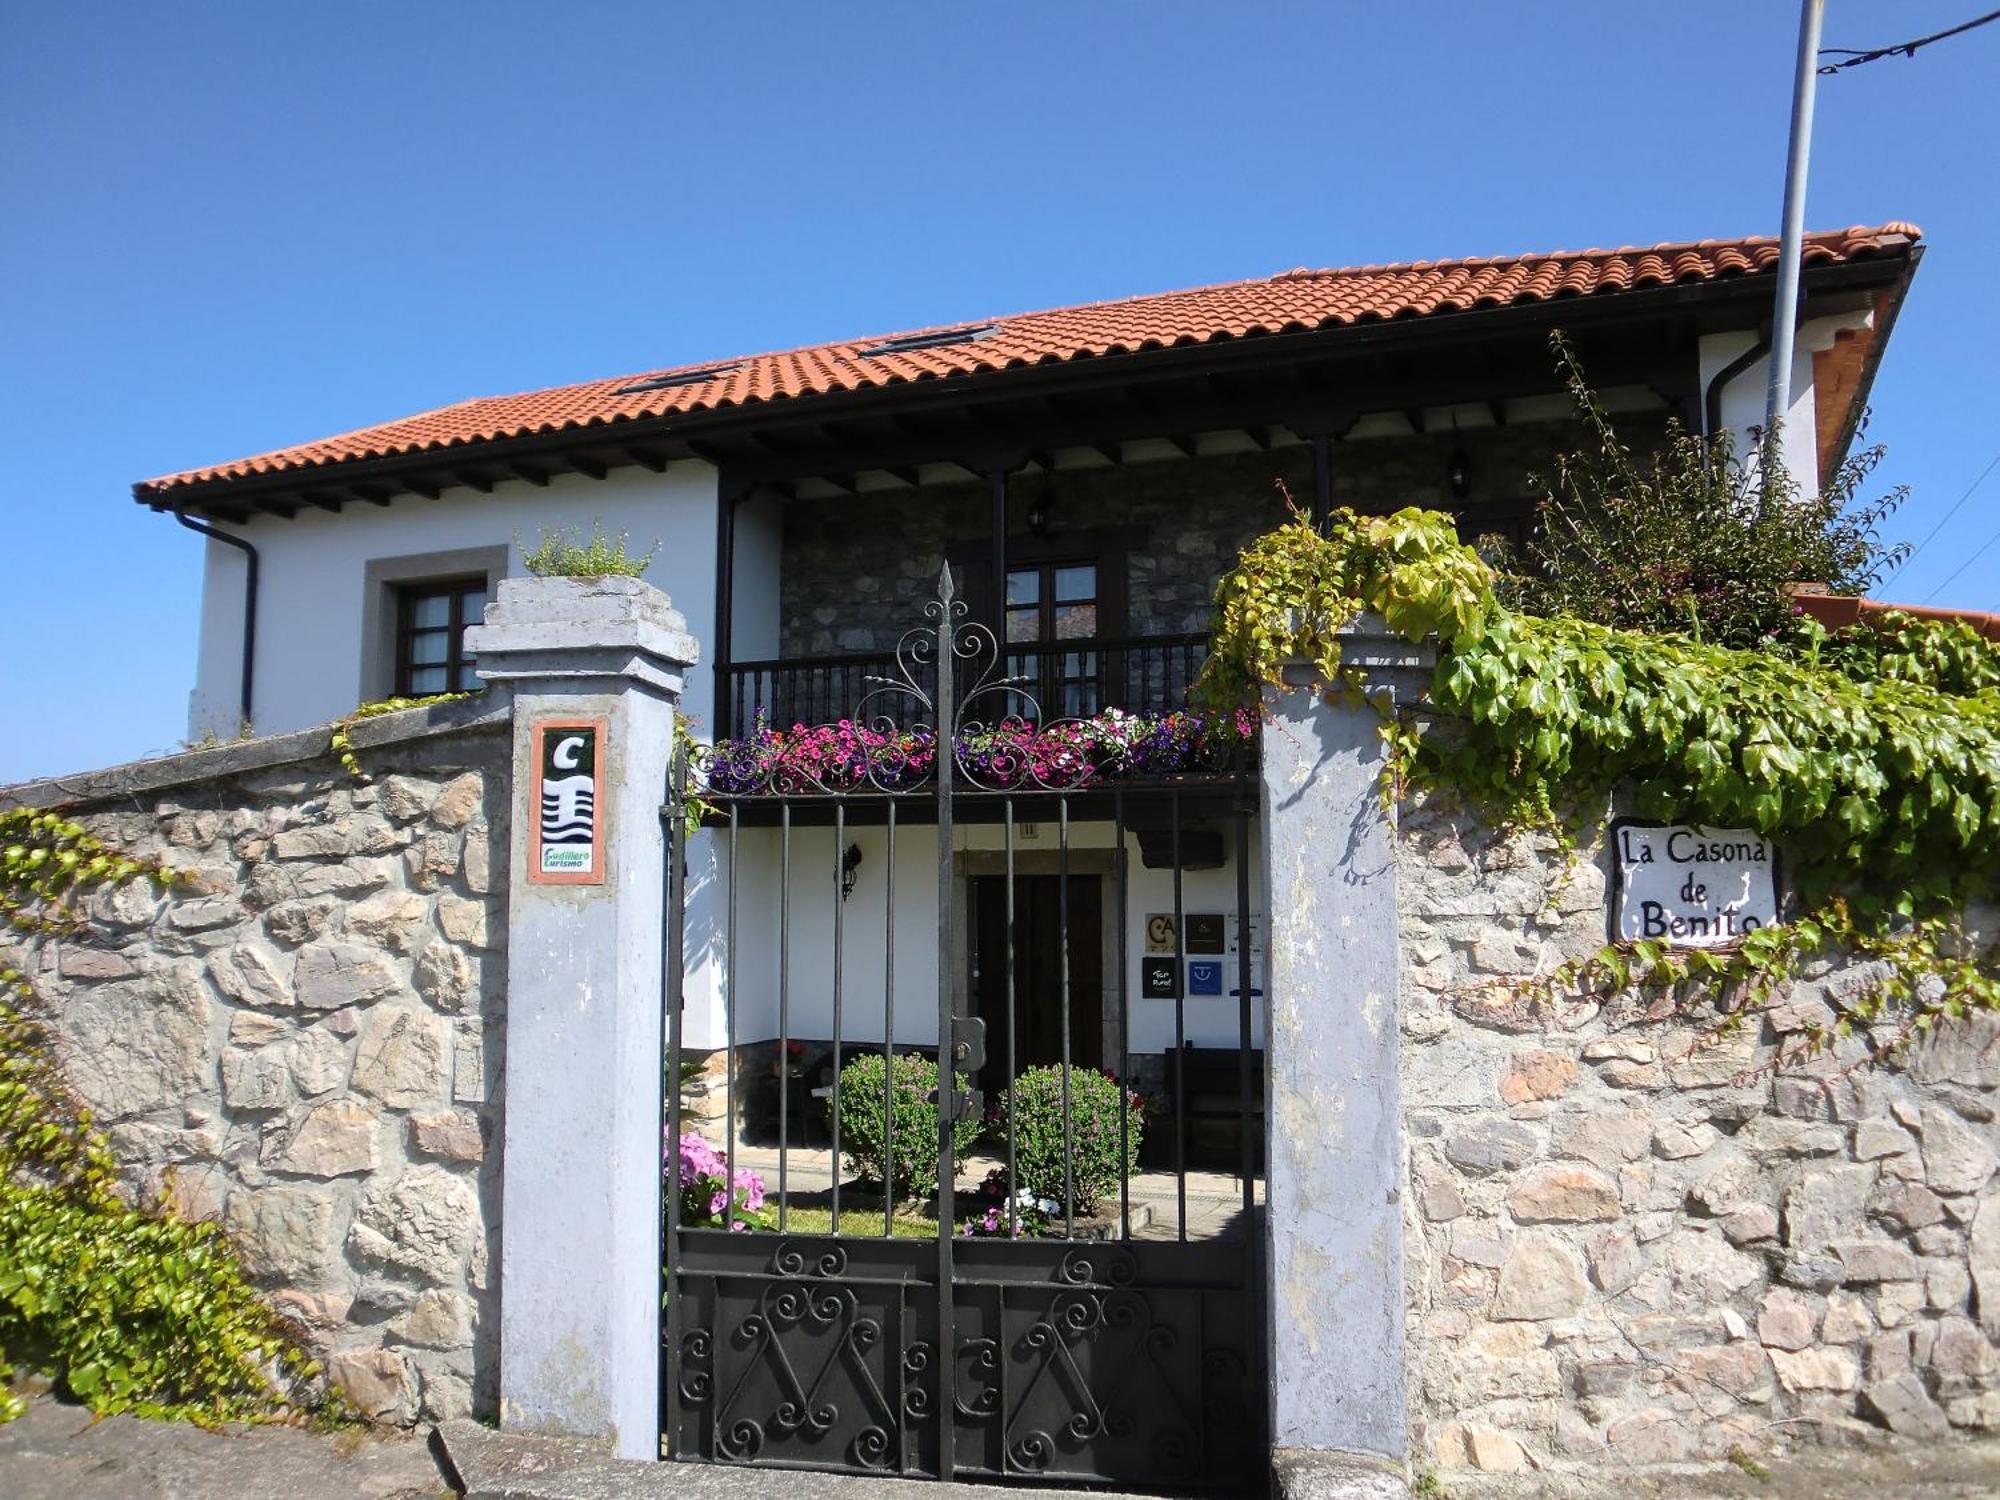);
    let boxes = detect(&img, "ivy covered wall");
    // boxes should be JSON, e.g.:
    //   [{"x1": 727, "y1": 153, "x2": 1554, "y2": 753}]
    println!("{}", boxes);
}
[{"x1": 4, "y1": 706, "x2": 509, "y2": 1424}]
